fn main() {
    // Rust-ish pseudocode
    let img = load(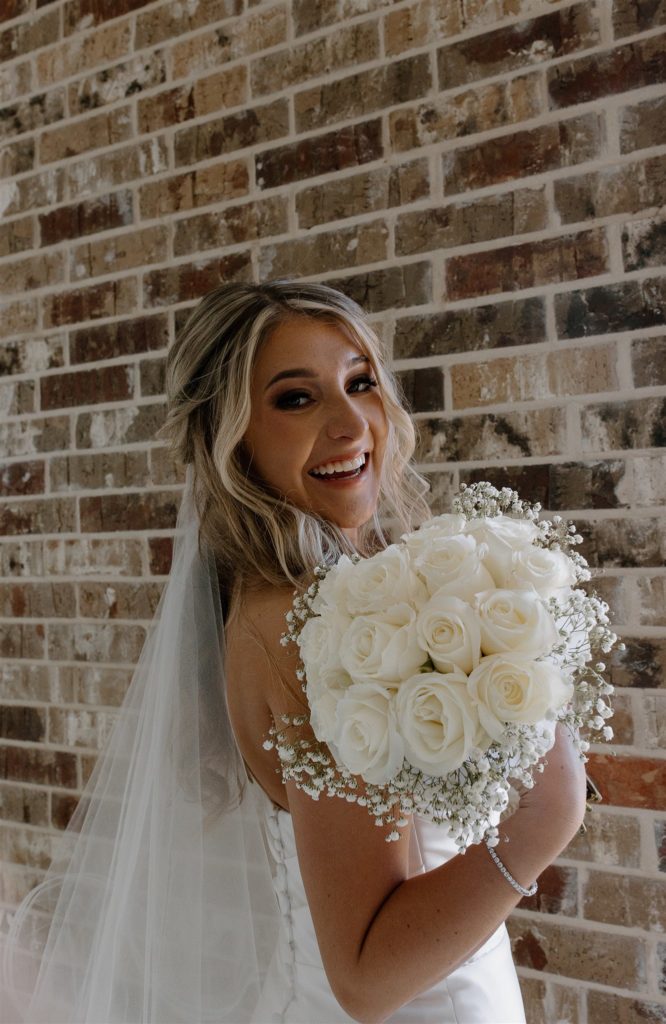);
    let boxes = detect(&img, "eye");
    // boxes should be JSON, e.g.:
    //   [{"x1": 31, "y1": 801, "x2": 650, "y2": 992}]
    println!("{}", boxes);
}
[{"x1": 275, "y1": 375, "x2": 378, "y2": 409}]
